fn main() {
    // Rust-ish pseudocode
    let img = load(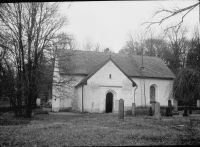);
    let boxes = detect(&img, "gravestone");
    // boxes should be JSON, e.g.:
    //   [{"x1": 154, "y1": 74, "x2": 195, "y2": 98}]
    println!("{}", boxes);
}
[
  {"x1": 154, "y1": 102, "x2": 161, "y2": 120},
  {"x1": 149, "y1": 107, "x2": 153, "y2": 116},
  {"x1": 168, "y1": 100, "x2": 173, "y2": 116},
  {"x1": 115, "y1": 100, "x2": 119, "y2": 113},
  {"x1": 48, "y1": 99, "x2": 52, "y2": 107},
  {"x1": 197, "y1": 100, "x2": 200, "y2": 108},
  {"x1": 172, "y1": 99, "x2": 179, "y2": 115},
  {"x1": 36, "y1": 98, "x2": 41, "y2": 107},
  {"x1": 183, "y1": 108, "x2": 188, "y2": 117},
  {"x1": 132, "y1": 103, "x2": 136, "y2": 116},
  {"x1": 151, "y1": 102, "x2": 156, "y2": 114},
  {"x1": 118, "y1": 99, "x2": 124, "y2": 119}
]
